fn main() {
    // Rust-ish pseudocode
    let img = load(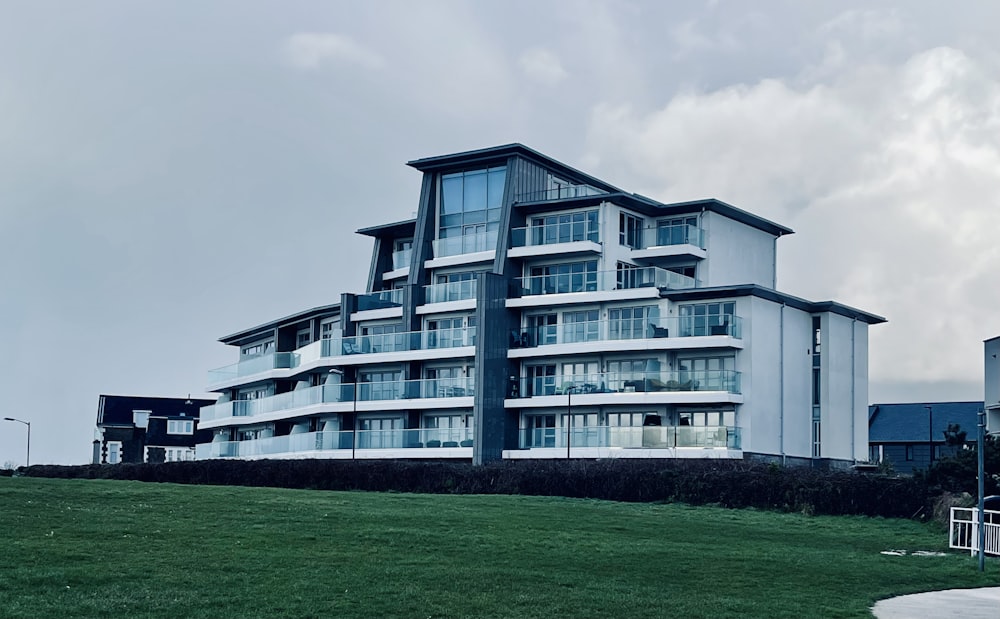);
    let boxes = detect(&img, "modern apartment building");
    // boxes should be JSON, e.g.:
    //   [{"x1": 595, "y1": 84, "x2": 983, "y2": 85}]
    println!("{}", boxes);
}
[{"x1": 197, "y1": 144, "x2": 885, "y2": 466}]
